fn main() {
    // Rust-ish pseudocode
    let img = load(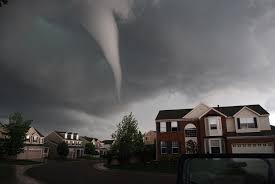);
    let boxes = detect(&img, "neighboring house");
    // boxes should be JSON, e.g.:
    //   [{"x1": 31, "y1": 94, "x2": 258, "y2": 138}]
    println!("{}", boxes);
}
[
  {"x1": 144, "y1": 131, "x2": 156, "y2": 145},
  {"x1": 0, "y1": 126, "x2": 8, "y2": 140},
  {"x1": 99, "y1": 140, "x2": 114, "y2": 155},
  {"x1": 155, "y1": 103, "x2": 275, "y2": 160},
  {"x1": 45, "y1": 131, "x2": 84, "y2": 159},
  {"x1": 16, "y1": 127, "x2": 49, "y2": 161},
  {"x1": 80, "y1": 136, "x2": 101, "y2": 154}
]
